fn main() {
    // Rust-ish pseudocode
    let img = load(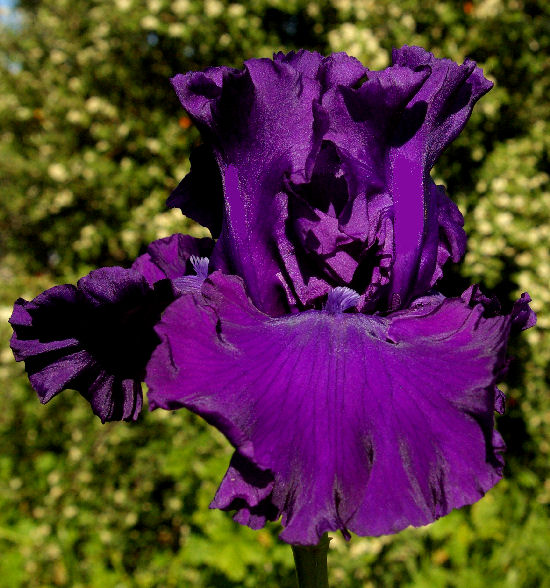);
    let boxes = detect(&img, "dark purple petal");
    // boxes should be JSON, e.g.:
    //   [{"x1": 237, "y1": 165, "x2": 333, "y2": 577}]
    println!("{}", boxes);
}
[
  {"x1": 322, "y1": 63, "x2": 430, "y2": 199},
  {"x1": 10, "y1": 267, "x2": 173, "y2": 422},
  {"x1": 211, "y1": 452, "x2": 279, "y2": 530},
  {"x1": 273, "y1": 49, "x2": 325, "y2": 80},
  {"x1": 317, "y1": 52, "x2": 368, "y2": 88},
  {"x1": 274, "y1": 50, "x2": 367, "y2": 90},
  {"x1": 77, "y1": 266, "x2": 150, "y2": 307},
  {"x1": 494, "y1": 388, "x2": 506, "y2": 415},
  {"x1": 382, "y1": 47, "x2": 491, "y2": 307},
  {"x1": 80, "y1": 373, "x2": 143, "y2": 423},
  {"x1": 277, "y1": 63, "x2": 429, "y2": 309},
  {"x1": 211, "y1": 165, "x2": 291, "y2": 315},
  {"x1": 26, "y1": 349, "x2": 93, "y2": 404},
  {"x1": 171, "y1": 65, "x2": 238, "y2": 127},
  {"x1": 167, "y1": 145, "x2": 224, "y2": 236},
  {"x1": 10, "y1": 285, "x2": 81, "y2": 363},
  {"x1": 172, "y1": 58, "x2": 321, "y2": 185},
  {"x1": 147, "y1": 272, "x2": 530, "y2": 544},
  {"x1": 313, "y1": 48, "x2": 487, "y2": 309}
]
